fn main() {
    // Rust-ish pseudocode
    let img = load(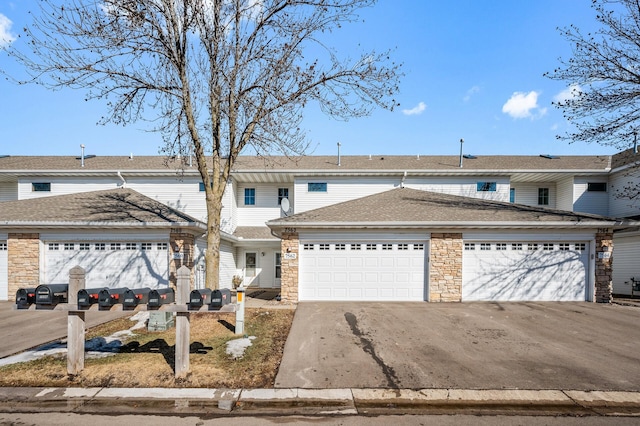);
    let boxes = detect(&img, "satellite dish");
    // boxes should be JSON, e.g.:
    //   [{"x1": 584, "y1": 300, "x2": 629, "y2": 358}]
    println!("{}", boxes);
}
[{"x1": 281, "y1": 198, "x2": 290, "y2": 215}]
